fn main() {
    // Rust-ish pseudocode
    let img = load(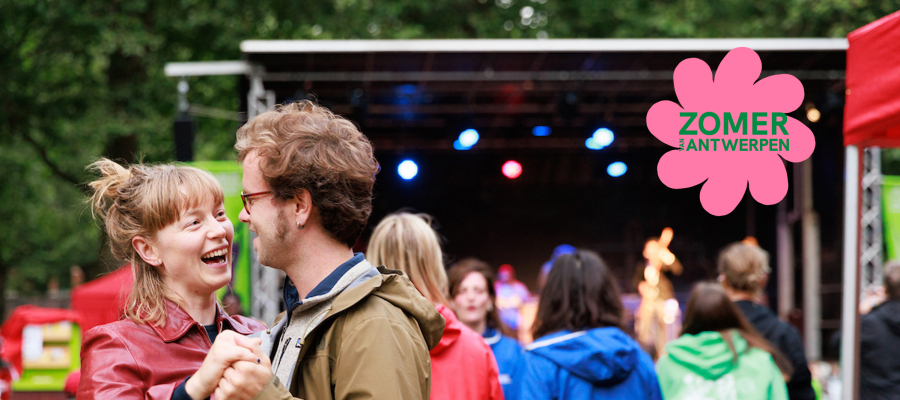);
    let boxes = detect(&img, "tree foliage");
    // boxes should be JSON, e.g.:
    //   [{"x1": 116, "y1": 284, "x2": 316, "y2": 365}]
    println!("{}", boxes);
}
[{"x1": 1, "y1": 0, "x2": 897, "y2": 307}]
